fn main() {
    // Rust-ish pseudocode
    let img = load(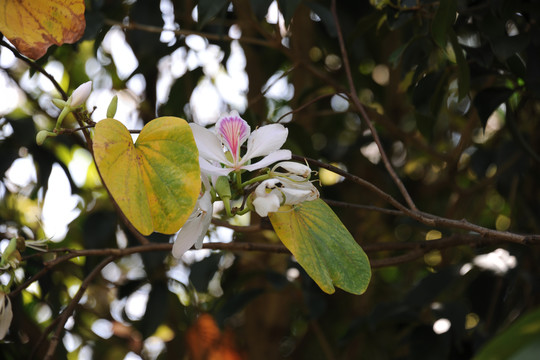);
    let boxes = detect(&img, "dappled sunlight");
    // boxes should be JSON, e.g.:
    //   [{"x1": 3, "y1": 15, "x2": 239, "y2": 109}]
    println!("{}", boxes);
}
[{"x1": 1, "y1": 0, "x2": 539, "y2": 359}]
